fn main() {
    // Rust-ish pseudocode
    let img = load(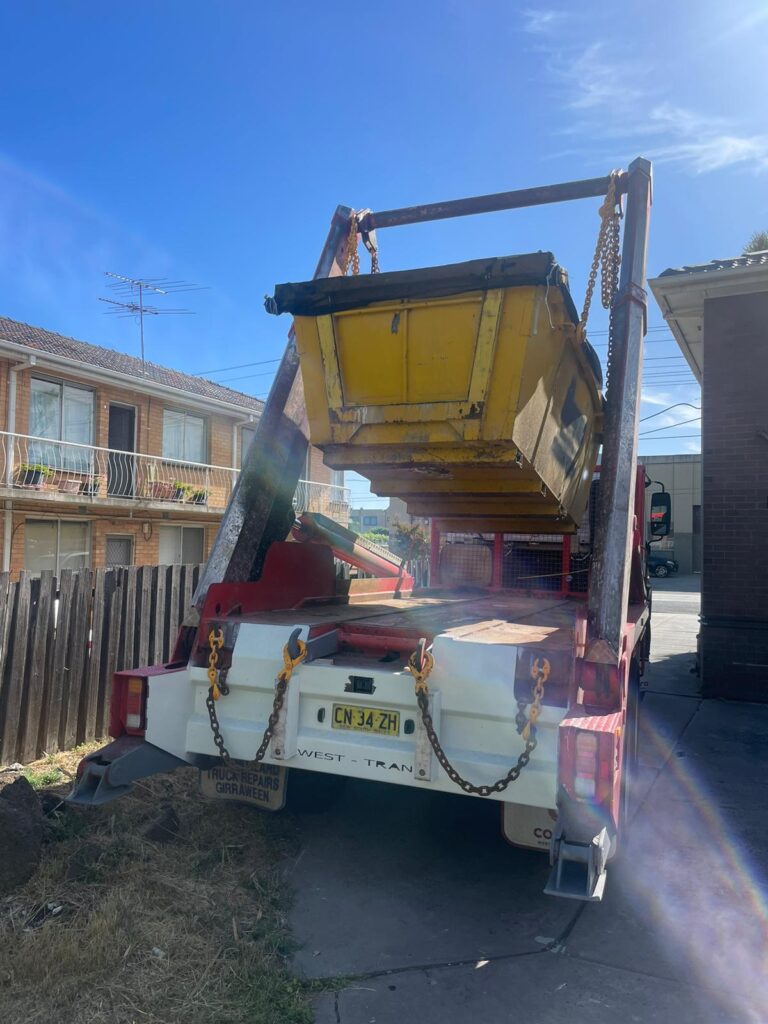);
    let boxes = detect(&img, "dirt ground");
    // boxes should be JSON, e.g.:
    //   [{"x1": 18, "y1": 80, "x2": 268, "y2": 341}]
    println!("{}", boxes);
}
[{"x1": 0, "y1": 746, "x2": 320, "y2": 1024}]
